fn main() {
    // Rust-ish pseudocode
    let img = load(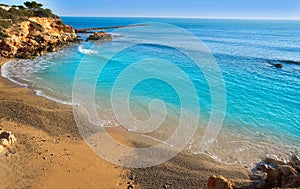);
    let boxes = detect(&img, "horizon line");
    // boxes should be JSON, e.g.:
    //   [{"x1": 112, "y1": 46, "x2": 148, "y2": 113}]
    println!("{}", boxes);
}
[{"x1": 59, "y1": 15, "x2": 300, "y2": 21}]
